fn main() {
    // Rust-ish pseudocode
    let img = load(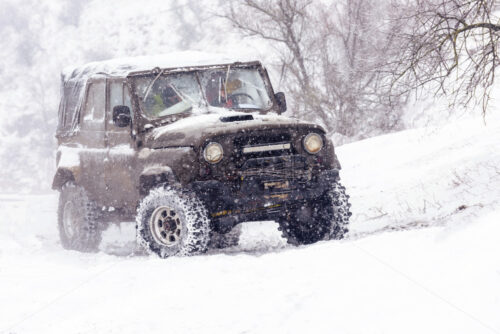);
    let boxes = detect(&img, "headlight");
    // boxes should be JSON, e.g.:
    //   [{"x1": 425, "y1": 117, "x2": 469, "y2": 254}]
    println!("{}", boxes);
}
[
  {"x1": 203, "y1": 142, "x2": 224, "y2": 164},
  {"x1": 303, "y1": 133, "x2": 323, "y2": 154}
]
